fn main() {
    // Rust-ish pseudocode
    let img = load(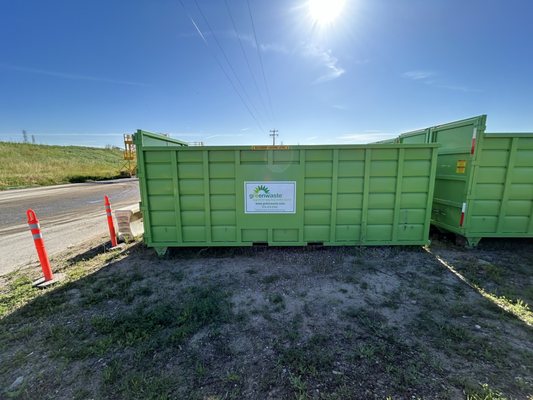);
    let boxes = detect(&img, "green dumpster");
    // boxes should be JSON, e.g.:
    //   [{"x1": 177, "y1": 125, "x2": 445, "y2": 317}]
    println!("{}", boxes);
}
[
  {"x1": 134, "y1": 130, "x2": 438, "y2": 255},
  {"x1": 398, "y1": 115, "x2": 533, "y2": 246}
]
